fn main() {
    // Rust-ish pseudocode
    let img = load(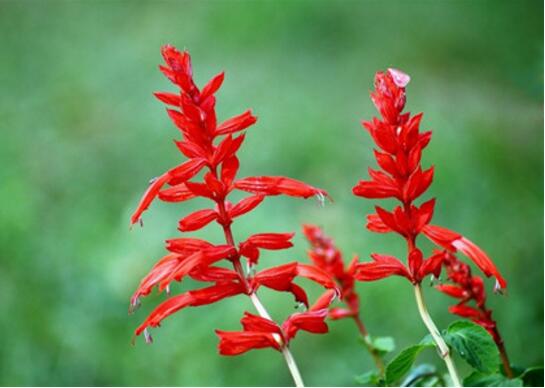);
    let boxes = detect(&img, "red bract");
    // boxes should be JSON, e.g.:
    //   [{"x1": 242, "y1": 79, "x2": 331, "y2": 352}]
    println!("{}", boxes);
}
[
  {"x1": 129, "y1": 45, "x2": 334, "y2": 385},
  {"x1": 352, "y1": 68, "x2": 506, "y2": 290}
]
